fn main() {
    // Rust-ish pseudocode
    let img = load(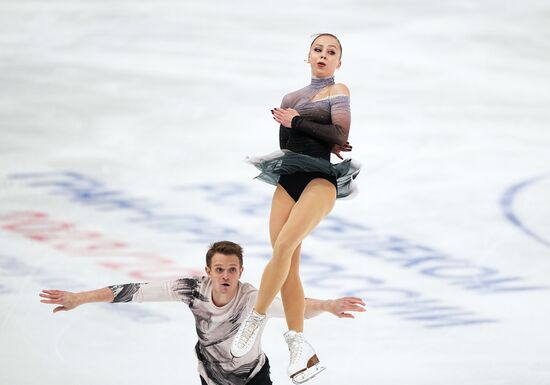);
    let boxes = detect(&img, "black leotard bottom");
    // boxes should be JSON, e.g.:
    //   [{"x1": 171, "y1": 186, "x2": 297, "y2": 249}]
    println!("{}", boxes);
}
[{"x1": 279, "y1": 171, "x2": 337, "y2": 202}]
